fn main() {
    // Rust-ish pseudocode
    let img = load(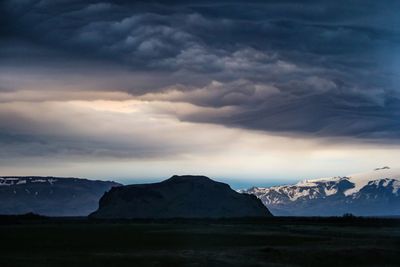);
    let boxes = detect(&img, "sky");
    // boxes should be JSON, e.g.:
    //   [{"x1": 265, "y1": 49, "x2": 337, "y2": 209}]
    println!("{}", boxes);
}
[{"x1": 1, "y1": 0, "x2": 400, "y2": 187}]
